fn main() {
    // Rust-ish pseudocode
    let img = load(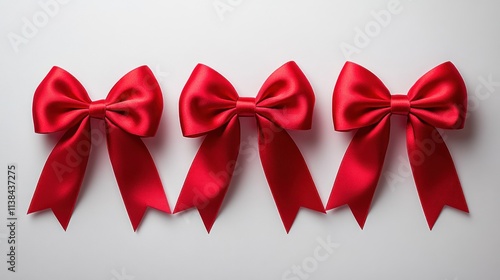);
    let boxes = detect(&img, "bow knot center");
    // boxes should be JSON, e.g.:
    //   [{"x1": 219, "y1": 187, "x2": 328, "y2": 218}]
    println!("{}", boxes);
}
[
  {"x1": 390, "y1": 94, "x2": 410, "y2": 116},
  {"x1": 89, "y1": 99, "x2": 107, "y2": 119},
  {"x1": 235, "y1": 97, "x2": 256, "y2": 117}
]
